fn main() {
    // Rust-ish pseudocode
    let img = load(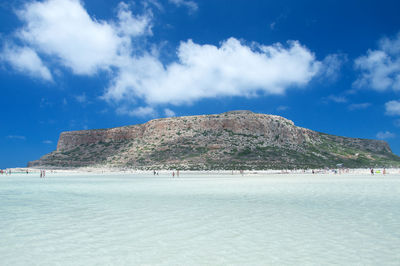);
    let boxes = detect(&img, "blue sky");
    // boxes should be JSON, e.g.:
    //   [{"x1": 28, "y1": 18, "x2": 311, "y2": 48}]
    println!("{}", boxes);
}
[{"x1": 1, "y1": 0, "x2": 400, "y2": 168}]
